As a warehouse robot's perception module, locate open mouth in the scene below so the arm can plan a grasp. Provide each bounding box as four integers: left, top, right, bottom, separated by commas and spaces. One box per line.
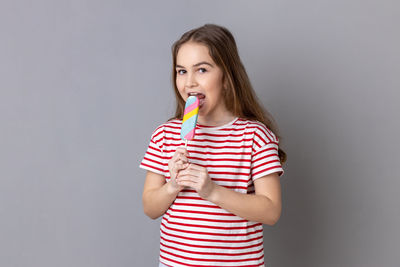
188, 92, 205, 107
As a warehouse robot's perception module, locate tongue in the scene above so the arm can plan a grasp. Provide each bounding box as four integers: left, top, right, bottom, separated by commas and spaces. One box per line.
199, 97, 205, 107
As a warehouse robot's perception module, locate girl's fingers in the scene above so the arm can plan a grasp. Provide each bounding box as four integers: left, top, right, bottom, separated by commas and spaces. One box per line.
178, 164, 205, 176
180, 156, 188, 164
176, 179, 196, 188
177, 173, 198, 181
170, 147, 189, 164
187, 164, 208, 174
172, 153, 184, 162
176, 147, 189, 156
173, 154, 188, 165
175, 160, 189, 171
181, 163, 203, 172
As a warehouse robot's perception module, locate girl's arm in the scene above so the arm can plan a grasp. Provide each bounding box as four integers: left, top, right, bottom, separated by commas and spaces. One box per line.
142, 171, 180, 219
142, 147, 190, 219
176, 164, 282, 226
209, 173, 282, 226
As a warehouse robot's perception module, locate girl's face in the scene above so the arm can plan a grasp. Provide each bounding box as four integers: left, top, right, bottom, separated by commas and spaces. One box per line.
175, 42, 230, 123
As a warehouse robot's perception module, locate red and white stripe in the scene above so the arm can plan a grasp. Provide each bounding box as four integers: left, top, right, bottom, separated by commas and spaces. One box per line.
140, 118, 284, 267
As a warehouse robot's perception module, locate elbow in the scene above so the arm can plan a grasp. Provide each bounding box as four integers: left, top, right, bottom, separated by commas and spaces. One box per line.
266, 213, 281, 226
143, 206, 161, 220
263, 206, 281, 226
146, 213, 160, 220
142, 196, 160, 220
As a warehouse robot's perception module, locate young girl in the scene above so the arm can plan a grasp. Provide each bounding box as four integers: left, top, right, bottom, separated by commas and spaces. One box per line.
140, 24, 287, 267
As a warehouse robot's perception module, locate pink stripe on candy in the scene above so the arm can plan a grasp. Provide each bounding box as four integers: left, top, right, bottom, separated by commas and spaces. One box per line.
184, 128, 195, 140
184, 98, 200, 114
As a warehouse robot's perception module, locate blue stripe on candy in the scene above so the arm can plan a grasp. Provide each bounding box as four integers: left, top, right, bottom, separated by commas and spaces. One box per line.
180, 115, 198, 140
186, 96, 197, 106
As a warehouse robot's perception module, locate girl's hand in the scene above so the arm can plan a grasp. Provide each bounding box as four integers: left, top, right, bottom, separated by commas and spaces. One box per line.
176, 163, 216, 200
168, 147, 190, 192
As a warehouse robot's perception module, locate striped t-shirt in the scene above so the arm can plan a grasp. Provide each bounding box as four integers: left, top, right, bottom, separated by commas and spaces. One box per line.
140, 117, 284, 267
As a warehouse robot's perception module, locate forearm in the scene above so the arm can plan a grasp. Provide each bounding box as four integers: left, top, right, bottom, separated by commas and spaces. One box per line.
207, 184, 281, 225
142, 182, 179, 219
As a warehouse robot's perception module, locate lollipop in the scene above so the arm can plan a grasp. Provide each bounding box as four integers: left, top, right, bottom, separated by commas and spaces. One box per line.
181, 95, 199, 147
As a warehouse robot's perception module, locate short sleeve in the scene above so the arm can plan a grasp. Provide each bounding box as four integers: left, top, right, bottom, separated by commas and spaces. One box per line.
139, 126, 167, 176
251, 125, 284, 181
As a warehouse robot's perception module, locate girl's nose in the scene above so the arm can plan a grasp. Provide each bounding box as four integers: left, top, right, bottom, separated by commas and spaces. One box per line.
185, 73, 197, 88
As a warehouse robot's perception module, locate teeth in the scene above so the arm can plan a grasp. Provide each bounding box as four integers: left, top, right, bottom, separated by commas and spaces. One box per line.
189, 92, 204, 97
188, 92, 205, 100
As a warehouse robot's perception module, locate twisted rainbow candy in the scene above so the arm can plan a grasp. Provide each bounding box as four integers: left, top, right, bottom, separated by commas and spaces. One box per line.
181, 96, 199, 144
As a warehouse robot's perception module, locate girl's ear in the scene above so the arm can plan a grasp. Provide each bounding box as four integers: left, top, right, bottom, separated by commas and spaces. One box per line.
223, 76, 229, 90
222, 77, 229, 99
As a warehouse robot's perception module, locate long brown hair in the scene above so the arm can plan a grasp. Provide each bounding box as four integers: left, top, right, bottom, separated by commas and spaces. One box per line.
171, 24, 287, 164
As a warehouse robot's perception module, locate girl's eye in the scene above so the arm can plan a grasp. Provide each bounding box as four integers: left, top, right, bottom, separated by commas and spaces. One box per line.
177, 69, 186, 75
198, 68, 207, 73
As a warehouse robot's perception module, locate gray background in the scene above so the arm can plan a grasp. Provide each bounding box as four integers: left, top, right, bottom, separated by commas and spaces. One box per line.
1, 0, 399, 266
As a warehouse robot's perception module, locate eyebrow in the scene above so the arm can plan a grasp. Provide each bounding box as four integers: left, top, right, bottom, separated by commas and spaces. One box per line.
175, 61, 214, 68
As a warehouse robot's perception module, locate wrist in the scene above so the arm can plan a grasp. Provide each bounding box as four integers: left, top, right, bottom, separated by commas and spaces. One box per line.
165, 180, 180, 196
206, 183, 221, 204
